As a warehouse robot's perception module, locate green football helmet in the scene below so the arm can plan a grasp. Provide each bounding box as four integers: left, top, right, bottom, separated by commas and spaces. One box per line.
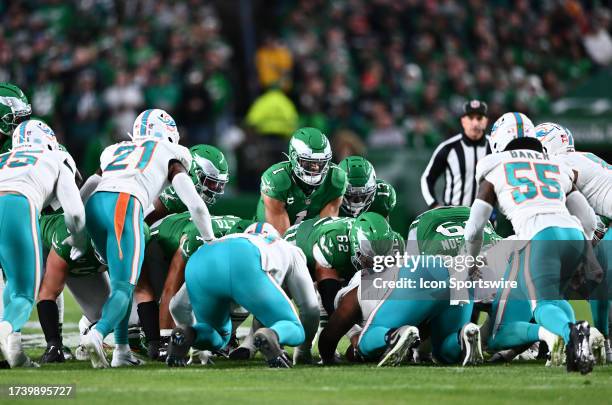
189, 144, 229, 205
228, 219, 255, 235
349, 212, 395, 272
287, 127, 332, 186
339, 156, 377, 217
0, 83, 31, 136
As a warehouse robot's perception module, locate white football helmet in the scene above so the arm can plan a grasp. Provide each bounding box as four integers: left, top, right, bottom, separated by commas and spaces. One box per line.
489, 112, 536, 153
12, 119, 59, 150
534, 122, 575, 155
132, 109, 179, 144
245, 222, 281, 239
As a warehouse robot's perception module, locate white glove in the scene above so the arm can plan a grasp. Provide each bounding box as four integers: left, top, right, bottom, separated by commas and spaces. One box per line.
64, 234, 87, 261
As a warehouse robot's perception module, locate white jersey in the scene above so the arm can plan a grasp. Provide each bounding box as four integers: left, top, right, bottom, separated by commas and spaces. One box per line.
0, 147, 77, 212
476, 149, 581, 239
96, 139, 192, 208
554, 152, 612, 217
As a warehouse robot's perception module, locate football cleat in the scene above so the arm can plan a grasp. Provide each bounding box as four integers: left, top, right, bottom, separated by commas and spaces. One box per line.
293, 347, 313, 365
589, 327, 606, 365
566, 321, 595, 374
229, 346, 253, 361
61, 345, 74, 361
74, 344, 89, 361
83, 328, 110, 369
187, 349, 214, 365
378, 325, 420, 367
0, 321, 12, 368
253, 328, 292, 368
111, 349, 145, 367
459, 323, 483, 366
40, 345, 65, 364
128, 326, 148, 355
166, 326, 195, 368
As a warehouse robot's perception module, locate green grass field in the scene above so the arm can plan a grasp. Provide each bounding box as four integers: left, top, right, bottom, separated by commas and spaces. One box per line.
4, 294, 612, 404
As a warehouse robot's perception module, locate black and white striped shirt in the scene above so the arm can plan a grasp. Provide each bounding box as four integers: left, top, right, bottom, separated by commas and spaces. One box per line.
420, 133, 491, 207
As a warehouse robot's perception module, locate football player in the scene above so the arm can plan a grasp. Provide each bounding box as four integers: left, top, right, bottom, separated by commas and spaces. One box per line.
338, 156, 396, 219
143, 213, 252, 359
463, 112, 598, 374
255, 127, 347, 235
0, 120, 86, 368
536, 122, 612, 358
134, 144, 229, 358
0, 83, 31, 154
79, 109, 216, 368
166, 223, 319, 368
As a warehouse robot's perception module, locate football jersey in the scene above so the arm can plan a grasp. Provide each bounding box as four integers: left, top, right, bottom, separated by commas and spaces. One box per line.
476, 149, 580, 239
40, 214, 102, 277
256, 161, 347, 225
555, 152, 612, 217
96, 139, 192, 209
150, 212, 244, 259
0, 147, 77, 212
340, 179, 397, 219
221, 233, 307, 285
407, 206, 501, 256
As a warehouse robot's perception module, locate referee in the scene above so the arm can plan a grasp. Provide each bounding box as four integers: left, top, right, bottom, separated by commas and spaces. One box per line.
421, 100, 490, 208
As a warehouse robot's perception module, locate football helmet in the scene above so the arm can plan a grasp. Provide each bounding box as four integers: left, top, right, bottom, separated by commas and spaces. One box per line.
349, 212, 395, 272
339, 156, 377, 217
535, 122, 575, 155
489, 112, 536, 153
12, 119, 58, 150
188, 144, 229, 205
0, 83, 31, 136
245, 222, 281, 239
132, 109, 179, 144
288, 127, 332, 186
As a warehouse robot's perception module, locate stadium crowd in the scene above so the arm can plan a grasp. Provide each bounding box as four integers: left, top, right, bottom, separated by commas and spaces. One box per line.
0, 0, 608, 170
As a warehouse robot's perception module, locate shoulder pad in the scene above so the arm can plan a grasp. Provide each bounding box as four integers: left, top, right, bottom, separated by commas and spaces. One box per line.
475, 153, 506, 184
163, 142, 192, 170
260, 162, 292, 197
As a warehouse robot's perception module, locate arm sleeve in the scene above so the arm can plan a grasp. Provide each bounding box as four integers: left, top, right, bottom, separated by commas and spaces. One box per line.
171, 172, 215, 241
79, 173, 102, 204
56, 164, 87, 245
285, 249, 320, 350
566, 190, 597, 239
463, 199, 494, 258
421, 144, 449, 207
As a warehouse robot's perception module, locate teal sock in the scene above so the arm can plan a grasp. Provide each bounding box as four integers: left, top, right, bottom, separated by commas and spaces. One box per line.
488, 322, 540, 351
534, 301, 573, 343
589, 300, 609, 336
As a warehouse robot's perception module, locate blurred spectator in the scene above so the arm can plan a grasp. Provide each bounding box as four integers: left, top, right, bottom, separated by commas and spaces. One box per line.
103, 70, 143, 139
367, 101, 405, 148
255, 34, 293, 91
64, 71, 102, 160
331, 129, 366, 163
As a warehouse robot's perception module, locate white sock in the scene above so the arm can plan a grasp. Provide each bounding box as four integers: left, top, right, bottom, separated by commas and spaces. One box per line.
115, 343, 130, 353
160, 329, 172, 338
538, 327, 557, 348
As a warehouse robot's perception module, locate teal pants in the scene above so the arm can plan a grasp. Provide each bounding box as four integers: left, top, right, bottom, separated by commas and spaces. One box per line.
590, 228, 612, 336
85, 192, 144, 344
357, 264, 473, 364
185, 237, 304, 350
0, 195, 42, 331
495, 227, 583, 344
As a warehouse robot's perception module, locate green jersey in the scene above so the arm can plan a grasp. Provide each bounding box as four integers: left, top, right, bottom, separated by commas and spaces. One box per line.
150, 213, 246, 259
40, 214, 102, 277
158, 186, 188, 214
0, 137, 10, 155
340, 179, 396, 218
408, 206, 500, 256
256, 161, 347, 224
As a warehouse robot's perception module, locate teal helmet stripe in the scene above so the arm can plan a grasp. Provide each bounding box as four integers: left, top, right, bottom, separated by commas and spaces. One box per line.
19, 122, 26, 143
255, 222, 264, 233
513, 112, 524, 138
140, 109, 153, 136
